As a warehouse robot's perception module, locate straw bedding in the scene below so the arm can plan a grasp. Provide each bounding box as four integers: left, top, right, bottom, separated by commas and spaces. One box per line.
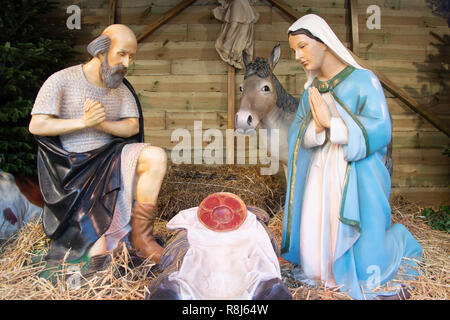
0, 165, 448, 300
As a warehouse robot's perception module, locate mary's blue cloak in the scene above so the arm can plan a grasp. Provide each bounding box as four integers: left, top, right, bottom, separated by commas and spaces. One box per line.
281, 68, 423, 299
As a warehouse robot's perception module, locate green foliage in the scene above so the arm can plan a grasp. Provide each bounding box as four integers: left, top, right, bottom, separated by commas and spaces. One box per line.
0, 0, 75, 177
444, 148, 450, 157
416, 205, 450, 233
426, 0, 450, 27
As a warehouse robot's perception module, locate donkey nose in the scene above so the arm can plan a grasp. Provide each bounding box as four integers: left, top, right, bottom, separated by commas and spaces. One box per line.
235, 110, 257, 134
247, 115, 253, 126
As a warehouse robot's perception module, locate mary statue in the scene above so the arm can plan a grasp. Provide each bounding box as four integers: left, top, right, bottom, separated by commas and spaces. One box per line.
281, 14, 422, 300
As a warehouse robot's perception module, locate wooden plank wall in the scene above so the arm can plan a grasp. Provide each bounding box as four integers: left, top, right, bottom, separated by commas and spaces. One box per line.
49, 0, 449, 205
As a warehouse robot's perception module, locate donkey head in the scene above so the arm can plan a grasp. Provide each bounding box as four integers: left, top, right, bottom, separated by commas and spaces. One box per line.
235, 44, 281, 134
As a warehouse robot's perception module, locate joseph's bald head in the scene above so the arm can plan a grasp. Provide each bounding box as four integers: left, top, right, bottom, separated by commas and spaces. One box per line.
87, 24, 137, 57
102, 24, 137, 44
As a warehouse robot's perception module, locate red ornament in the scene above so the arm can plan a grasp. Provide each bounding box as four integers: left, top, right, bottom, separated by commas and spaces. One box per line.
197, 192, 247, 232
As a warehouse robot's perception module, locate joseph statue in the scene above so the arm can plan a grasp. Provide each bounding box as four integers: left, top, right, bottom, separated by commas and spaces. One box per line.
29, 24, 166, 265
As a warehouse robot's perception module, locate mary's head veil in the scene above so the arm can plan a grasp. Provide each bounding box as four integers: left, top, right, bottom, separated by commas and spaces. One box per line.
288, 14, 365, 89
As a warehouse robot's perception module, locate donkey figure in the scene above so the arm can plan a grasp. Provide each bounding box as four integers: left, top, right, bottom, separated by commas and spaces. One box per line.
235, 44, 393, 176
235, 45, 298, 167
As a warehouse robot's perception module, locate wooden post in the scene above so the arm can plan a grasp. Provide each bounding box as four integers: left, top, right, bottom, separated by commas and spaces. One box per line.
349, 0, 360, 56
226, 64, 236, 164
108, 0, 118, 25
227, 65, 236, 130
137, 0, 197, 43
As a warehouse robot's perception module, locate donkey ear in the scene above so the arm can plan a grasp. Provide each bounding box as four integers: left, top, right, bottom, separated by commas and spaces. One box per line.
242, 50, 251, 69
268, 44, 281, 70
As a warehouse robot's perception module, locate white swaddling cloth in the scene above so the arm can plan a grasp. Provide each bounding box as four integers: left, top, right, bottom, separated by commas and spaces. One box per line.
166, 207, 281, 300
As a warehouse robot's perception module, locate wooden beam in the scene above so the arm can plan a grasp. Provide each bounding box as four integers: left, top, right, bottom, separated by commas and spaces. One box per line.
349, 0, 360, 56
358, 59, 450, 137
108, 0, 118, 25
266, 0, 302, 21
136, 0, 197, 43
266, 0, 449, 137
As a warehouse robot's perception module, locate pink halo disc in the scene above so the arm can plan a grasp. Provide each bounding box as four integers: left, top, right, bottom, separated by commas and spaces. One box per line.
197, 192, 247, 232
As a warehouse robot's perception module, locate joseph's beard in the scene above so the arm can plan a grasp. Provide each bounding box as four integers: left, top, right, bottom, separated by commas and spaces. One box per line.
100, 54, 127, 88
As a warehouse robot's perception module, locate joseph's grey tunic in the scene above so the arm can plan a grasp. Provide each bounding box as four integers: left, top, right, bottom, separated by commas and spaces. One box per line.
31, 65, 148, 250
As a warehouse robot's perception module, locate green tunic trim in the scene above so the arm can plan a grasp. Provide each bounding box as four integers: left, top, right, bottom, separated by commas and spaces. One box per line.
283, 66, 364, 254
339, 163, 362, 231
312, 65, 370, 158
281, 112, 311, 254
330, 91, 370, 158
312, 65, 355, 93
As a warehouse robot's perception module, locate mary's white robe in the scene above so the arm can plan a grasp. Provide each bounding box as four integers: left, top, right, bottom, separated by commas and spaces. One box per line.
299, 92, 348, 286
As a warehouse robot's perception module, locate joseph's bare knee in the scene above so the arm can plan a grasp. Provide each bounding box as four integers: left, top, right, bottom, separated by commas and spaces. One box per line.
137, 146, 167, 177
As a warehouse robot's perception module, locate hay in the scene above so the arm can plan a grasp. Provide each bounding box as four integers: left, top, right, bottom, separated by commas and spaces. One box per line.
156, 164, 285, 220
388, 196, 449, 300
0, 220, 159, 300
276, 195, 450, 300
0, 165, 448, 300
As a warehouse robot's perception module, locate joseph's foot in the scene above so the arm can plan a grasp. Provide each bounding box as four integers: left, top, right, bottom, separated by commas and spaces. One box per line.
130, 201, 165, 263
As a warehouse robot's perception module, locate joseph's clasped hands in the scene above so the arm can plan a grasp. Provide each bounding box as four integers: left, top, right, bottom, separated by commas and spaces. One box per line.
82, 98, 106, 128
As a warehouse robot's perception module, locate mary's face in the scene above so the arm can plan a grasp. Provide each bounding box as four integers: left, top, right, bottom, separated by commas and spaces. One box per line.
289, 33, 326, 72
